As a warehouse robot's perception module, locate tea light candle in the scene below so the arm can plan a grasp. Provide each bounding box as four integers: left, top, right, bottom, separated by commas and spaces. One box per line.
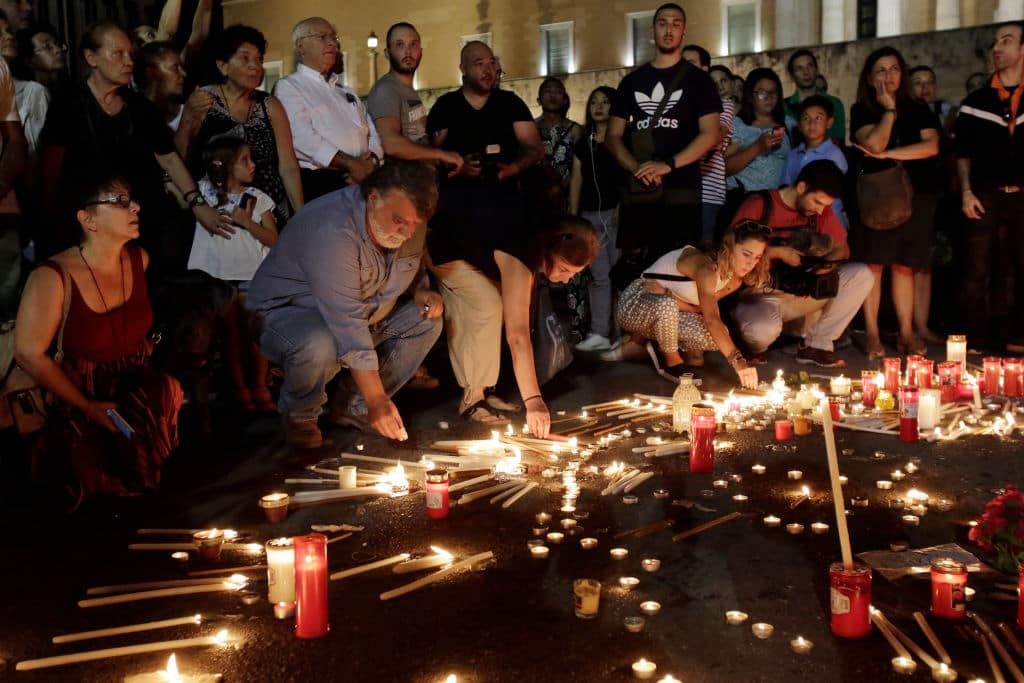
561, 518, 577, 529
622, 494, 639, 505
619, 576, 640, 591
536, 512, 552, 524
890, 541, 909, 552
935, 499, 954, 512
610, 548, 629, 560
830, 375, 851, 396
787, 470, 803, 480
657, 676, 681, 683
273, 601, 295, 619
530, 545, 550, 559
580, 537, 598, 550
732, 494, 749, 503
877, 480, 893, 490
965, 586, 975, 602
641, 558, 661, 573
170, 552, 189, 562
632, 658, 657, 680
624, 616, 645, 633
839, 475, 848, 485
786, 523, 804, 535
932, 663, 957, 683
640, 601, 661, 615
905, 462, 918, 474
763, 515, 781, 528
892, 656, 917, 675
751, 622, 774, 639
811, 522, 830, 535
725, 610, 749, 625
751, 464, 766, 475
546, 532, 564, 545
532, 526, 548, 536
713, 479, 729, 489
790, 636, 813, 655
910, 504, 928, 517
653, 489, 670, 499
891, 470, 905, 481
902, 515, 920, 526
852, 496, 869, 508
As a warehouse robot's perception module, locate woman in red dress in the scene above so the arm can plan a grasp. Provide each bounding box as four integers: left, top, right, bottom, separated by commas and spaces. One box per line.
14, 174, 183, 503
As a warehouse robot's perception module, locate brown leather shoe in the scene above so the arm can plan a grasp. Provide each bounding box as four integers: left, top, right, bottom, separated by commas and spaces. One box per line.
285, 418, 323, 449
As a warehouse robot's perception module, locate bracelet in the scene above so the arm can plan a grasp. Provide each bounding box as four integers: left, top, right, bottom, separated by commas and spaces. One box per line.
727, 349, 745, 367
523, 394, 543, 405
183, 189, 199, 200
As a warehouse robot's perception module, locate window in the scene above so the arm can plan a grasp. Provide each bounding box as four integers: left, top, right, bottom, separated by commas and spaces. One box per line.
875, 0, 903, 37
540, 22, 574, 75
857, 0, 877, 39
461, 32, 492, 48
721, 0, 759, 55
625, 11, 655, 67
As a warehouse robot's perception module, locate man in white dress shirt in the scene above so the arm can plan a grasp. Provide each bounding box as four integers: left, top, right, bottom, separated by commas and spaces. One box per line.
274, 17, 384, 200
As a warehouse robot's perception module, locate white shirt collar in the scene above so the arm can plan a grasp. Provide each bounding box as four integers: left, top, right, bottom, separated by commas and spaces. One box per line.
296, 62, 338, 88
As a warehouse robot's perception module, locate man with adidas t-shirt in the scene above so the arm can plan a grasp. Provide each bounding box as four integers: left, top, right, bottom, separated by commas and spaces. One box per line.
606, 3, 721, 258
956, 21, 1024, 352
730, 160, 872, 368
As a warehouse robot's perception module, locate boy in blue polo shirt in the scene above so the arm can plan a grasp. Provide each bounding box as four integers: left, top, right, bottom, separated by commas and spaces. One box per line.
781, 95, 848, 229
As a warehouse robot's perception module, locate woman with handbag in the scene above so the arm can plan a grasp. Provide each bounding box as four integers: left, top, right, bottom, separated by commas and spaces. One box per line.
429, 215, 598, 435
14, 174, 183, 503
851, 47, 940, 358
610, 221, 769, 389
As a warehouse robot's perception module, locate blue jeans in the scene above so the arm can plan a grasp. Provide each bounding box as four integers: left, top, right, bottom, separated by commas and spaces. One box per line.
258, 298, 442, 422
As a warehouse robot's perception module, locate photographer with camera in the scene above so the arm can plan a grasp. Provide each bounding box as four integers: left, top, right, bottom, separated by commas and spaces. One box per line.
730, 159, 873, 368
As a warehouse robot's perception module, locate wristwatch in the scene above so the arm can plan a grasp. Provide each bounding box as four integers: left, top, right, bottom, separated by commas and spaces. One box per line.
188, 193, 207, 209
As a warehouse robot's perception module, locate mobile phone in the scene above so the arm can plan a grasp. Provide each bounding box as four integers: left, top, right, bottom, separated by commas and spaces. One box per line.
106, 408, 135, 440
240, 194, 255, 212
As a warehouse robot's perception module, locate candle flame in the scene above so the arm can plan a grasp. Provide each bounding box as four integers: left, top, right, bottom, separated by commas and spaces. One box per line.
228, 574, 248, 584
214, 629, 229, 645
801, 486, 810, 496
429, 545, 454, 561
444, 676, 457, 683
224, 576, 247, 590
505, 423, 513, 436
164, 654, 179, 681
221, 529, 237, 540
192, 614, 202, 624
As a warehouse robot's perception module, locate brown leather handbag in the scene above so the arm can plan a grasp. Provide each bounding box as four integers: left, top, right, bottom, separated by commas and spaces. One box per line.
857, 161, 914, 230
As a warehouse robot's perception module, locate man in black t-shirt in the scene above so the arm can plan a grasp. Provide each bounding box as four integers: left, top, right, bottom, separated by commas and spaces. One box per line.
606, 3, 721, 258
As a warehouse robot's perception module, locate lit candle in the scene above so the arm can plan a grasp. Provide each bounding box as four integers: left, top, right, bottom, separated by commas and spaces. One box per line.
751, 622, 774, 639
259, 493, 289, 523
930, 558, 967, 620
763, 515, 781, 528
932, 663, 958, 683
561, 518, 578, 529
830, 375, 851, 396
918, 388, 941, 431
790, 636, 813, 655
546, 532, 565, 545
884, 357, 902, 393
393, 547, 454, 574
535, 512, 552, 525
579, 537, 597, 549
624, 616, 645, 633
266, 537, 295, 609
610, 548, 629, 560
641, 558, 661, 572
640, 601, 661, 615
811, 522, 830, 535
17, 630, 232, 671
877, 480, 893, 490
905, 462, 919, 474
619, 576, 640, 591
774, 419, 794, 441
891, 470, 905, 481
793, 415, 812, 435
751, 464, 766, 475
786, 523, 804, 535
891, 656, 917, 675
787, 470, 803, 480
947, 335, 967, 376
632, 658, 657, 679
192, 529, 224, 563
294, 534, 329, 638
725, 610, 749, 625
902, 515, 920, 526
984, 357, 1002, 396
689, 405, 717, 473
530, 545, 549, 559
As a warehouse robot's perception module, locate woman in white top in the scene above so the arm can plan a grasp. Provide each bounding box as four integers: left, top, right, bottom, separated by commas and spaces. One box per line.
613, 221, 771, 388
188, 134, 278, 412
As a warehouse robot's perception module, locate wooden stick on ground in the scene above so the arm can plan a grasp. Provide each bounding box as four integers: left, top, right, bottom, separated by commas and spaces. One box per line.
972, 612, 1024, 683
979, 630, 1008, 683
671, 512, 742, 542
998, 623, 1024, 660
614, 519, 674, 540
912, 611, 952, 665
874, 609, 939, 669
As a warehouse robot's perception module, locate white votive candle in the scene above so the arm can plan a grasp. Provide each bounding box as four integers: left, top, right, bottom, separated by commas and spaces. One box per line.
640, 601, 661, 615
530, 546, 549, 559
790, 636, 813, 654
787, 470, 803, 480
811, 522, 830, 534
751, 622, 774, 639
751, 464, 766, 475
632, 658, 657, 680
786, 523, 804, 535
725, 610, 748, 625
763, 515, 781, 528
610, 548, 629, 560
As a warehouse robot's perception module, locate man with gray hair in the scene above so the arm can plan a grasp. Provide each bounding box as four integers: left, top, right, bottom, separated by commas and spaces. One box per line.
274, 16, 384, 200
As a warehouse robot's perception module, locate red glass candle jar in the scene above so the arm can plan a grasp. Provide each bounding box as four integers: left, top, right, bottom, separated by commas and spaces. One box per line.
884, 357, 901, 393
984, 357, 1002, 396
930, 558, 967, 620
1004, 358, 1023, 398
293, 533, 329, 638
937, 361, 960, 403
899, 385, 919, 443
906, 355, 924, 387
425, 469, 450, 519
830, 562, 872, 638
1018, 565, 1024, 630
861, 371, 878, 407
828, 398, 842, 422
689, 405, 716, 473
774, 419, 793, 441
914, 360, 933, 389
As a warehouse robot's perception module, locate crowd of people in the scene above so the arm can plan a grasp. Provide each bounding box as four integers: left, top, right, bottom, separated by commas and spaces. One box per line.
2, 1, 1022, 502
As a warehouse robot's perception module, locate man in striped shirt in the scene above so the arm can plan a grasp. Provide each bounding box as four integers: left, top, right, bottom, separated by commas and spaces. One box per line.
956, 21, 1024, 352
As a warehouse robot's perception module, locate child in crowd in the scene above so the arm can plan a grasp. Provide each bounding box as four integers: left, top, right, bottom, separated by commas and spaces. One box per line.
781, 95, 849, 229
187, 136, 278, 412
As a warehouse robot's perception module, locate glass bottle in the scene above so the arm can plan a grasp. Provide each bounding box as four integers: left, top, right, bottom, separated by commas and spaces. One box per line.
671, 373, 701, 433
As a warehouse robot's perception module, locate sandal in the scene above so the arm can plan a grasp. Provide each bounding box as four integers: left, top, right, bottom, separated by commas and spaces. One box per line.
460, 400, 505, 423
485, 393, 522, 413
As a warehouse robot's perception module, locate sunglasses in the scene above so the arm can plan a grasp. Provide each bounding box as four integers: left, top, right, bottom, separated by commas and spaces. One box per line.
83, 194, 134, 209
735, 220, 772, 237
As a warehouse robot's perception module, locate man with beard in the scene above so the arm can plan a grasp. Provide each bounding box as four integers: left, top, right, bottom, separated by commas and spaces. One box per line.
274, 16, 383, 201
605, 3, 721, 260
368, 22, 462, 171
247, 160, 444, 448
729, 160, 872, 367
783, 49, 845, 145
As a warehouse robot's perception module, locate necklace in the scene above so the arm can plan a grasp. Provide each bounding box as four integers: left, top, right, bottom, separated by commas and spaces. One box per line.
78, 245, 128, 344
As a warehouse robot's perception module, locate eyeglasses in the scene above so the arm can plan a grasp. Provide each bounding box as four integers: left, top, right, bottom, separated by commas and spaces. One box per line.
300, 32, 340, 46
83, 194, 134, 209
33, 41, 67, 54
753, 90, 779, 100
735, 220, 772, 237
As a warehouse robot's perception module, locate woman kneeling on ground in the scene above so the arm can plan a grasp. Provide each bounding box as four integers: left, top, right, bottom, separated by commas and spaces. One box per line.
14, 174, 183, 503
612, 220, 770, 389
430, 216, 599, 437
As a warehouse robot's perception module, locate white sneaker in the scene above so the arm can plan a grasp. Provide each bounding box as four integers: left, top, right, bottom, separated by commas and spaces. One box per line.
575, 334, 612, 352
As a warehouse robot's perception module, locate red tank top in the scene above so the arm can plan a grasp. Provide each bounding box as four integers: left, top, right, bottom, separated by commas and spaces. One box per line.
39, 246, 154, 363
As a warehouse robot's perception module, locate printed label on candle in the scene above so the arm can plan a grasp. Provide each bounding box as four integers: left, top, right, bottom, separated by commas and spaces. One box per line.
426, 491, 443, 509
830, 588, 850, 615
900, 401, 918, 419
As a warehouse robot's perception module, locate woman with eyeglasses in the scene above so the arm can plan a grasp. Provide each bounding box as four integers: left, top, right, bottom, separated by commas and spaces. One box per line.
14, 174, 183, 504
38, 21, 230, 265
851, 46, 940, 358
15, 24, 66, 92
176, 24, 303, 227
724, 67, 792, 199
609, 221, 770, 388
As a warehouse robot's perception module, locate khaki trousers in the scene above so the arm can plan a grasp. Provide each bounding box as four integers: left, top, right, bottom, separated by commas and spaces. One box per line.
431, 259, 503, 389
